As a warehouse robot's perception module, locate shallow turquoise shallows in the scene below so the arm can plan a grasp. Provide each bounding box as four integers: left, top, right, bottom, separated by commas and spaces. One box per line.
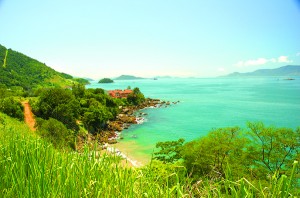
87, 77, 300, 161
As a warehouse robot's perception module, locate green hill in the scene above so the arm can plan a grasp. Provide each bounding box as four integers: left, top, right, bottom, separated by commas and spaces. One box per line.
0, 44, 88, 90
98, 78, 114, 83
225, 65, 300, 77
114, 75, 145, 80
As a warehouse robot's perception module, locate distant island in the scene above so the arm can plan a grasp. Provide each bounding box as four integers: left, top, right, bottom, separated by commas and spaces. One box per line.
98, 78, 114, 83
224, 65, 300, 77
114, 75, 145, 80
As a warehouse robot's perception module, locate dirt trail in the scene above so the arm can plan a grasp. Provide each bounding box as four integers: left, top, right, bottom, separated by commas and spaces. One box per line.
22, 101, 36, 131
3, 49, 8, 68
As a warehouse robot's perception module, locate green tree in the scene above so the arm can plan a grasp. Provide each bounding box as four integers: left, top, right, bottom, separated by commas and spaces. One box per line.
181, 127, 248, 179
127, 87, 145, 105
72, 83, 85, 98
0, 97, 24, 121
246, 122, 300, 176
154, 138, 185, 163
82, 100, 113, 134
35, 88, 80, 130
36, 118, 75, 149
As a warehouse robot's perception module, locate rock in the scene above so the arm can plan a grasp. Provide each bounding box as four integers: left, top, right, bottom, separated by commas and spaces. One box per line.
108, 139, 117, 144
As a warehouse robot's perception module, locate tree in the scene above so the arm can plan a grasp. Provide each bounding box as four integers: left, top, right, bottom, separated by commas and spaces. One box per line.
246, 122, 300, 176
127, 87, 145, 105
72, 83, 85, 98
0, 97, 24, 121
36, 118, 75, 149
82, 100, 113, 134
181, 127, 248, 179
35, 88, 80, 130
153, 138, 185, 163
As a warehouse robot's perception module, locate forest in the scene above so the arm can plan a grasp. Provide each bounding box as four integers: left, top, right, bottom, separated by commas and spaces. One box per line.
0, 44, 89, 91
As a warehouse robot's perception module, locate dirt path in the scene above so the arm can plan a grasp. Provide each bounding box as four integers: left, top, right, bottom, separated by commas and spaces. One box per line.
3, 49, 8, 68
22, 101, 36, 131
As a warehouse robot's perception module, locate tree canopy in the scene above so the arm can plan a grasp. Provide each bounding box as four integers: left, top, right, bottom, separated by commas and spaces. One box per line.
0, 44, 88, 90
98, 78, 114, 83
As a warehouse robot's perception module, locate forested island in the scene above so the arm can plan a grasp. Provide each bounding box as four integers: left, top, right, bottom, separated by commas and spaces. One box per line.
114, 75, 145, 80
0, 44, 299, 197
98, 78, 114, 83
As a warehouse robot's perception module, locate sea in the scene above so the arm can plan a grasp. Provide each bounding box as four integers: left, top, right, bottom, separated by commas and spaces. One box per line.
87, 77, 300, 163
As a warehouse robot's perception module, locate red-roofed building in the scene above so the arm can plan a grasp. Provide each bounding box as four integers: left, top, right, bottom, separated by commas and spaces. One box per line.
108, 89, 133, 98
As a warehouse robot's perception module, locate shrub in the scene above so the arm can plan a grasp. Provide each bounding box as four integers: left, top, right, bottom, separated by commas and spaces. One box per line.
36, 118, 75, 149
0, 97, 24, 121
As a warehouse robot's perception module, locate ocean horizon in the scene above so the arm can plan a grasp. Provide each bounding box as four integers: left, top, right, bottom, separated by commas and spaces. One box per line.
87, 77, 300, 163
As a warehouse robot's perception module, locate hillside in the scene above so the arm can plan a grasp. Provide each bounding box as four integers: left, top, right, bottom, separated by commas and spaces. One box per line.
0, 44, 88, 90
114, 75, 145, 80
225, 65, 300, 77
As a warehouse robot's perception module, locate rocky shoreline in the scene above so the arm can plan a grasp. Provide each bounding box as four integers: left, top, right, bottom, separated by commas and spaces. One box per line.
105, 98, 179, 144
75, 98, 179, 166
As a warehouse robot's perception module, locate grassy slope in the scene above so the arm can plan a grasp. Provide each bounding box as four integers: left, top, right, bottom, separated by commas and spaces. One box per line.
0, 113, 298, 197
0, 113, 187, 197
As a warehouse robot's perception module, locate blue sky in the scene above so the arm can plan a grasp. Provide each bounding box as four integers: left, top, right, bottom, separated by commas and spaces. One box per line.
0, 0, 299, 78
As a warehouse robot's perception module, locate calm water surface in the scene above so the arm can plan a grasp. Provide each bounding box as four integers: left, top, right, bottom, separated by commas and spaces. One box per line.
87, 77, 300, 162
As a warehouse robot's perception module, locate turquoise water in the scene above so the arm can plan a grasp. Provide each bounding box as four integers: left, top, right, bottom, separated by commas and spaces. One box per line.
87, 77, 300, 161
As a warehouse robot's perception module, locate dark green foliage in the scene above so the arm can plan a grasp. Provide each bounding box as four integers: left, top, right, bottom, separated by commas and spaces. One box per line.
0, 97, 24, 121
0, 44, 6, 67
181, 127, 247, 179
154, 138, 185, 163
98, 78, 114, 83
74, 78, 90, 85
72, 83, 85, 98
127, 87, 145, 105
0, 44, 84, 90
246, 122, 300, 176
0, 86, 12, 99
36, 118, 75, 149
60, 72, 73, 79
34, 85, 122, 135
34, 88, 80, 130
179, 123, 300, 184
82, 100, 113, 134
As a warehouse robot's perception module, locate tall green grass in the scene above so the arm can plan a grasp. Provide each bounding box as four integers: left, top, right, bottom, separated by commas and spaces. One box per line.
0, 113, 298, 197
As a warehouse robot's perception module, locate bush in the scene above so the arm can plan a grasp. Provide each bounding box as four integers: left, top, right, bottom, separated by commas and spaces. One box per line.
36, 118, 75, 149
127, 87, 145, 105
0, 97, 24, 121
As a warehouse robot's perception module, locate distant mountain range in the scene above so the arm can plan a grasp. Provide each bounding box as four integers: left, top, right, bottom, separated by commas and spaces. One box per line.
114, 75, 145, 80
224, 65, 300, 77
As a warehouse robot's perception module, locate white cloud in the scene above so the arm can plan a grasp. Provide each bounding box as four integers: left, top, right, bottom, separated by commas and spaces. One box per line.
235, 58, 268, 67
235, 55, 292, 67
245, 58, 268, 66
278, 56, 291, 63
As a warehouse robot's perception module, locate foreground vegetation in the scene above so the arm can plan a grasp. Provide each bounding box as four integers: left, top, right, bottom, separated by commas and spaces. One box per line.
0, 113, 299, 197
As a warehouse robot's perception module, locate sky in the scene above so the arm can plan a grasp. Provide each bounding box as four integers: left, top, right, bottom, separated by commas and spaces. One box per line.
0, 0, 300, 79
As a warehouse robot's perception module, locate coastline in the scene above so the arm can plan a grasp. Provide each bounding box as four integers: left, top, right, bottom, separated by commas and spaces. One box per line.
106, 98, 179, 143
103, 98, 180, 166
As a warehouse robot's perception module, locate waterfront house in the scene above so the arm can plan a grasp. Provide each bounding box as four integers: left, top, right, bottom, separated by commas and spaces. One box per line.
108, 89, 133, 98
